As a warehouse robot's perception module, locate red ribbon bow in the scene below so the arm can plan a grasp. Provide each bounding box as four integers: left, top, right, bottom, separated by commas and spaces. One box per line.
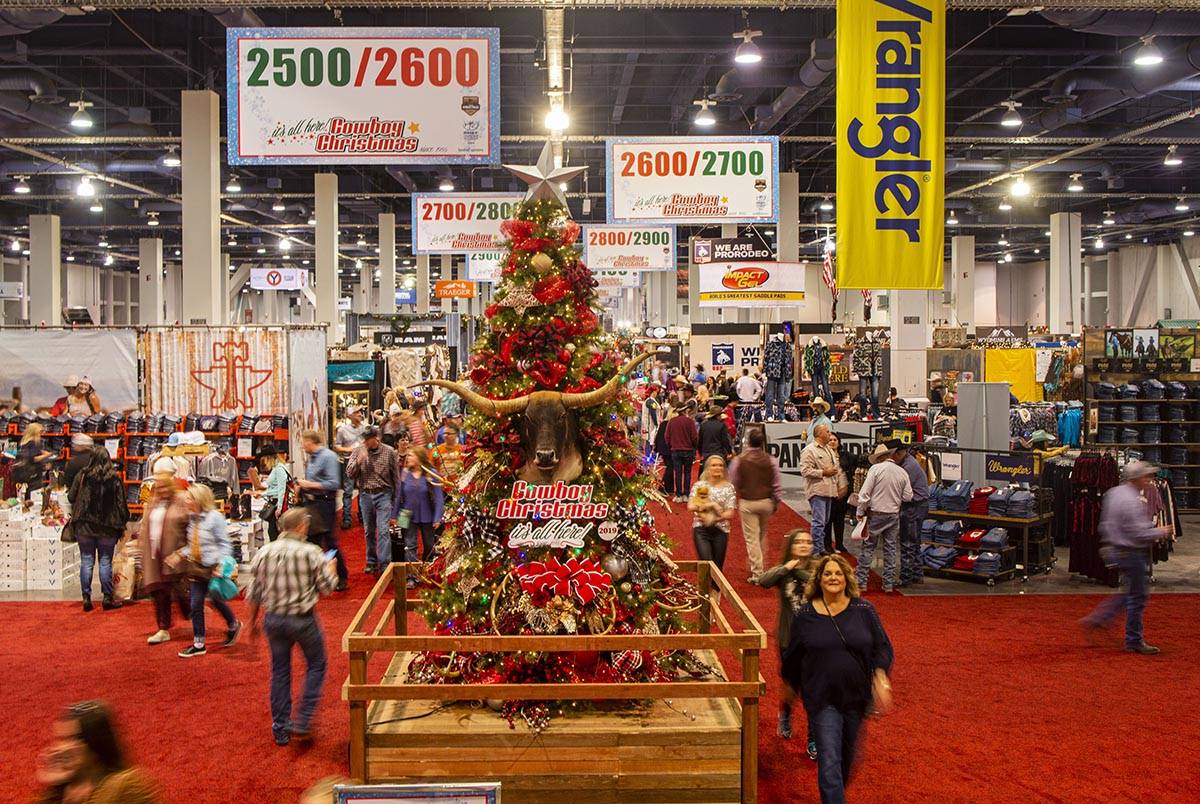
515, 557, 612, 606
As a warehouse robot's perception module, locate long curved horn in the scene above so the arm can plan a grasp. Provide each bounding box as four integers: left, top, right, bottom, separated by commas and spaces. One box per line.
411, 380, 530, 417
561, 350, 655, 409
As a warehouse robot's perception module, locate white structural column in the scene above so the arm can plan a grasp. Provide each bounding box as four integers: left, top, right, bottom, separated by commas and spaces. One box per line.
164, 264, 181, 322
417, 255, 432, 314
314, 173, 339, 344
262, 290, 278, 324
889, 290, 929, 399
378, 213, 396, 314
440, 255, 453, 314
951, 235, 975, 328
354, 260, 370, 314
181, 90, 221, 324
29, 214, 61, 325
774, 171, 801, 325
219, 253, 230, 324
138, 238, 164, 324
1048, 211, 1083, 332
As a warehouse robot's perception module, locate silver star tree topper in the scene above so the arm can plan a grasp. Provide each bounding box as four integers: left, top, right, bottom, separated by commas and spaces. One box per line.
504, 141, 586, 206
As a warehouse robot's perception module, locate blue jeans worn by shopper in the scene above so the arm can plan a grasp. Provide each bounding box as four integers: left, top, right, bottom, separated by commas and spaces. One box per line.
809, 496, 834, 553
265, 612, 327, 741
339, 463, 359, 529
671, 450, 695, 498
189, 577, 237, 647
1085, 548, 1150, 647
405, 522, 437, 562
810, 704, 865, 804
358, 490, 394, 569
76, 535, 117, 598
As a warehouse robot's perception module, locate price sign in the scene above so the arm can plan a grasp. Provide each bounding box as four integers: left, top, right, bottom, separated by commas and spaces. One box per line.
227, 27, 500, 165
411, 192, 523, 254
582, 225, 675, 271
606, 136, 779, 224
467, 251, 504, 282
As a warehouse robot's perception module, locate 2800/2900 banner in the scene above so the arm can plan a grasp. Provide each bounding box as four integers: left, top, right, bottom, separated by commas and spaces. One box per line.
836, 0, 944, 290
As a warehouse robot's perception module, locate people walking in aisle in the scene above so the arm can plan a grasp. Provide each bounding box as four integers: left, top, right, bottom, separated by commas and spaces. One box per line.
402, 399, 432, 448
897, 444, 931, 587
297, 430, 348, 590
1080, 460, 1174, 654
756, 529, 819, 754
736, 368, 763, 403
391, 446, 445, 569
729, 427, 784, 581
345, 425, 402, 575
36, 701, 158, 803
435, 413, 465, 446
654, 401, 676, 498
806, 397, 833, 445
333, 406, 365, 530
854, 442, 912, 593
15, 422, 54, 500
828, 435, 855, 553
783, 554, 894, 804
640, 384, 662, 460
246, 508, 338, 746
430, 424, 466, 487
380, 404, 406, 448
698, 403, 734, 465
687, 455, 737, 572
138, 469, 191, 645
800, 424, 841, 554
763, 332, 794, 421
663, 400, 699, 502
177, 484, 241, 658
255, 445, 290, 542
67, 446, 130, 612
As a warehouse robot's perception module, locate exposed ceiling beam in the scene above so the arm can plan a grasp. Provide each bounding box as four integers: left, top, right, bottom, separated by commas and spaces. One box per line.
610, 53, 639, 126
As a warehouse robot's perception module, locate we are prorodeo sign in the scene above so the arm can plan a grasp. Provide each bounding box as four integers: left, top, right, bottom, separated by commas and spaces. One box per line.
606, 136, 779, 224
582, 225, 675, 271
227, 27, 500, 165
411, 192, 523, 254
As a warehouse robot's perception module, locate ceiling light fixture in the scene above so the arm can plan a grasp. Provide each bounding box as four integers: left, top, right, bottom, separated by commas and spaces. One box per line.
1164, 145, 1183, 166
104, 254, 114, 266
98, 235, 109, 248
12, 175, 30, 194
1004, 252, 1013, 263
272, 198, 286, 212
998, 236, 1009, 246
357, 235, 367, 247
1133, 36, 1164, 67
174, 248, 181, 256
68, 99, 94, 130
437, 175, 455, 192
307, 215, 316, 225
1044, 230, 1052, 237
999, 99, 1023, 128
225, 175, 241, 193
75, 176, 95, 198
146, 212, 159, 227
1176, 197, 1189, 212
998, 197, 1013, 211
278, 237, 291, 252
1186, 230, 1196, 237
1094, 236, 1105, 249
1066, 173, 1084, 192
693, 98, 717, 127
544, 107, 569, 132
1125, 233, 1133, 240
732, 13, 763, 65
1011, 174, 1031, 197
227, 236, 237, 246
819, 196, 833, 211
1033, 248, 1041, 254
89, 201, 102, 213
1102, 210, 1116, 225
8, 239, 19, 252
161, 146, 181, 168
256, 246, 266, 254
946, 212, 958, 225
66, 253, 75, 262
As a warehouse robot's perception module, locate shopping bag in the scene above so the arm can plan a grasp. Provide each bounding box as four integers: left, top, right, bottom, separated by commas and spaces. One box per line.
849, 518, 868, 543
111, 537, 139, 600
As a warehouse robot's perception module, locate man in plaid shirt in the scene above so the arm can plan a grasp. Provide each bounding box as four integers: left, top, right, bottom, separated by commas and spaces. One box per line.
346, 425, 403, 574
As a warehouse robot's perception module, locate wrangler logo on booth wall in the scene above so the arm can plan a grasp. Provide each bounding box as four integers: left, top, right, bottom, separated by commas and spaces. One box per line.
836, 0, 944, 290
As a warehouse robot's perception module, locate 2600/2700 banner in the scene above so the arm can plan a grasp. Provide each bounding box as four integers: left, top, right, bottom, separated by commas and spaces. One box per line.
226, 27, 500, 165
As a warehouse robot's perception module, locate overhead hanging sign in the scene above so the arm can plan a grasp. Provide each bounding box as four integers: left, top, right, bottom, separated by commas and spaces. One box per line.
605, 136, 779, 224
411, 192, 523, 254
691, 236, 773, 264
394, 287, 417, 306
249, 267, 309, 291
466, 251, 504, 282
582, 225, 675, 271
835, 0, 945, 289
434, 279, 476, 299
697, 261, 806, 308
226, 27, 501, 165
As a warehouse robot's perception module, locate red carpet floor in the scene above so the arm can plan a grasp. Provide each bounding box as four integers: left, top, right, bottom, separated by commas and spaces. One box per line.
1, 500, 1198, 803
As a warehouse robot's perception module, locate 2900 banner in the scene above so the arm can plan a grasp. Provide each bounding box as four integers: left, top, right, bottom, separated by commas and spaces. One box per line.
227, 27, 500, 165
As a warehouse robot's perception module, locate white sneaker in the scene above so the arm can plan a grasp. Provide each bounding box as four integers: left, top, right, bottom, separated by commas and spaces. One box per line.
147, 629, 171, 645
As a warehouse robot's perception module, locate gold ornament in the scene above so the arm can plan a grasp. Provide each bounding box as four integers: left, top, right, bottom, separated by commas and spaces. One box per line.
500, 284, 540, 316
530, 252, 554, 273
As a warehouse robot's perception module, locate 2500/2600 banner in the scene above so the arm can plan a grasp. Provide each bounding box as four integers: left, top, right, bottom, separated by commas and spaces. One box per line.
227, 27, 500, 165
836, 0, 944, 290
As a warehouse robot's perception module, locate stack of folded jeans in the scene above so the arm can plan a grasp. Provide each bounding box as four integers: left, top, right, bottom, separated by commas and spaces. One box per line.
937, 480, 974, 512
987, 487, 1015, 516
239, 414, 258, 433
1118, 400, 1140, 422
103, 412, 125, 432
1167, 445, 1188, 465
161, 414, 182, 431
126, 412, 146, 433
126, 460, 144, 482
1097, 403, 1117, 422
1120, 427, 1140, 445
933, 520, 963, 545
146, 414, 165, 433
980, 527, 1009, 549
1166, 402, 1188, 421
973, 551, 1002, 575
1097, 424, 1118, 444
1141, 379, 1165, 400
969, 486, 997, 515
1166, 381, 1188, 399
1141, 447, 1162, 464
1141, 403, 1161, 423
184, 413, 201, 431
1006, 490, 1036, 518
928, 484, 945, 510
921, 545, 957, 569
1119, 383, 1140, 400
921, 519, 938, 542
84, 413, 105, 433
217, 413, 238, 432
43, 415, 64, 434
1095, 382, 1117, 400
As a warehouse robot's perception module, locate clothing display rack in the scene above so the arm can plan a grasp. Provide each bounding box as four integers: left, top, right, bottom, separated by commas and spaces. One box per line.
923, 507, 1054, 584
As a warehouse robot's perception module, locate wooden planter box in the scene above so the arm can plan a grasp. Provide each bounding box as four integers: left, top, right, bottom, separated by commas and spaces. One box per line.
343, 562, 766, 803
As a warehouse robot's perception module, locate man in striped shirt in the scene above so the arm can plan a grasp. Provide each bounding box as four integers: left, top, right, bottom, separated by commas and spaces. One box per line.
247, 508, 338, 746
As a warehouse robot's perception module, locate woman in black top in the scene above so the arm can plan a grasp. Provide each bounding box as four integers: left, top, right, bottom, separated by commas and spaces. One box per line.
66, 447, 130, 612
826, 435, 857, 553
783, 554, 894, 804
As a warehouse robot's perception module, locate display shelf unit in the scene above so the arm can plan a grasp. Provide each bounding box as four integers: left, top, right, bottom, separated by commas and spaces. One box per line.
920, 542, 1016, 586
924, 510, 1054, 581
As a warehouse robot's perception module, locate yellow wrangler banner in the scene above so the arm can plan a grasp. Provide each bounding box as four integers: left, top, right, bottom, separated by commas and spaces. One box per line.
836, 0, 945, 290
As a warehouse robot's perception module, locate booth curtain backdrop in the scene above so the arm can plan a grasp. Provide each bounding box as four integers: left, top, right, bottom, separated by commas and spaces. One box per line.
143, 328, 288, 414
0, 330, 138, 410
985, 348, 1042, 402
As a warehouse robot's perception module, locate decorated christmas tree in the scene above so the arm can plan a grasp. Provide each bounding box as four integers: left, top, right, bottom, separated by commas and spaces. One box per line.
411, 144, 706, 730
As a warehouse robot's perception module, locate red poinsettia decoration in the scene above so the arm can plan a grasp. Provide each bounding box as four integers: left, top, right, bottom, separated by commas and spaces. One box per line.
515, 557, 612, 606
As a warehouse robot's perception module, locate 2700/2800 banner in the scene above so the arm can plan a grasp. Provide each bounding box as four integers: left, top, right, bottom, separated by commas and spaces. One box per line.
226, 27, 500, 165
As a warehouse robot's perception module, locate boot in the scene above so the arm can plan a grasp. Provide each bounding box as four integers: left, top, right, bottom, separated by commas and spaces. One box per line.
776, 703, 792, 739
82, 594, 93, 613
102, 594, 121, 611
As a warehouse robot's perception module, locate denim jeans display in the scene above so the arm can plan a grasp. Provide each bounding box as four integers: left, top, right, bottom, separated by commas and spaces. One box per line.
764, 378, 791, 420
811, 368, 832, 407
858, 376, 880, 418
265, 612, 327, 741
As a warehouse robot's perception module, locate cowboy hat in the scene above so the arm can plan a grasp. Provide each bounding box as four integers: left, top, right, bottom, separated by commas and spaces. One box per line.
928, 371, 943, 382
63, 374, 80, 388
672, 375, 688, 385
810, 397, 831, 413
868, 443, 894, 464
1122, 460, 1157, 481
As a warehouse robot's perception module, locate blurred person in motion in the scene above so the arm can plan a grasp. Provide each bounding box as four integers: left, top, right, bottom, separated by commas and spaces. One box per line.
783, 554, 894, 804
15, 421, 54, 500
247, 508, 338, 746
1080, 460, 1174, 654
687, 454, 737, 573
663, 399, 699, 502
896, 444, 930, 587
253, 444, 290, 542
698, 403, 734, 466
345, 425, 402, 575
390, 446, 445, 570
66, 446, 129, 612
176, 484, 241, 658
729, 426, 783, 581
36, 701, 157, 804
138, 469, 191, 645
827, 434, 854, 553
298, 430, 348, 591
332, 406, 365, 531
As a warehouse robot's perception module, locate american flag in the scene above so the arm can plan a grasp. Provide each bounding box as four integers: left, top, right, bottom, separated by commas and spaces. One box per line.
821, 238, 838, 300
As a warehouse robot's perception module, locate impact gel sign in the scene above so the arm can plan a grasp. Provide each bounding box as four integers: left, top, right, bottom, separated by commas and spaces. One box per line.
836, 0, 944, 290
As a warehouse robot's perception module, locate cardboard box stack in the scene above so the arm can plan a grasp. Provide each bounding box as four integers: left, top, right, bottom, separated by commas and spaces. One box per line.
0, 508, 33, 592
0, 507, 80, 593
